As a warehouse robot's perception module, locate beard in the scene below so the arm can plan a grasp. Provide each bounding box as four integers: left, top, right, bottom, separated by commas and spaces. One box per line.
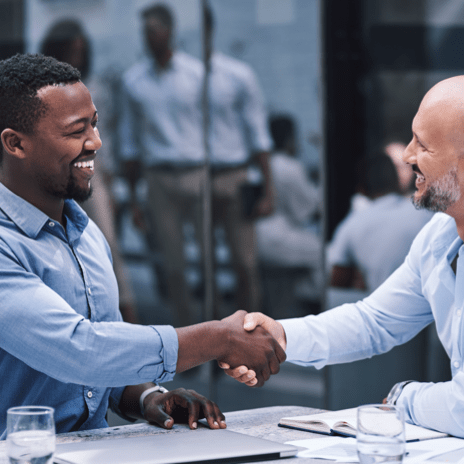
37, 168, 93, 203
412, 166, 461, 212
62, 175, 93, 203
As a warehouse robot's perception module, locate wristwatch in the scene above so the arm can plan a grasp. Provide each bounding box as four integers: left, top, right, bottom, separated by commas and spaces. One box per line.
386, 380, 415, 405
139, 385, 169, 415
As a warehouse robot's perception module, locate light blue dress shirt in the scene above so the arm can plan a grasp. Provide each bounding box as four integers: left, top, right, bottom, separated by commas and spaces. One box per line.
0, 183, 178, 438
282, 212, 464, 437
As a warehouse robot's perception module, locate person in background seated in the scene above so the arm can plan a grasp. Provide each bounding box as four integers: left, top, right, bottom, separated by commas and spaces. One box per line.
255, 114, 322, 282
0, 53, 285, 438
327, 153, 433, 292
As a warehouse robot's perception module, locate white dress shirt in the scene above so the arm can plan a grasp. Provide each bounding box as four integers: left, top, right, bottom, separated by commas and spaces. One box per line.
327, 194, 433, 291
282, 212, 464, 437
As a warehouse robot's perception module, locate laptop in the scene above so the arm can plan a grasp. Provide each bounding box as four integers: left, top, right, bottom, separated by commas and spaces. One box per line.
54, 428, 299, 464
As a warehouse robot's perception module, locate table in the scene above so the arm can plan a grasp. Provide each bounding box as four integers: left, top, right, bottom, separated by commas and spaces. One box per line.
0, 406, 343, 463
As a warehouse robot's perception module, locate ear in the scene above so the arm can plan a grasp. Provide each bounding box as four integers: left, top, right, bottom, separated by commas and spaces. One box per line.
1, 128, 27, 159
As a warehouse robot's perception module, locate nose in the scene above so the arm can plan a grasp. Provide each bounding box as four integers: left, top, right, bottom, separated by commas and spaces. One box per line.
84, 127, 102, 152
402, 139, 416, 165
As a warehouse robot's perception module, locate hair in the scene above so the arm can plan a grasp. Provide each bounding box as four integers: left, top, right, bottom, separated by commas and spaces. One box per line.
40, 19, 90, 81
141, 3, 174, 29
0, 53, 81, 138
357, 153, 401, 198
269, 115, 295, 151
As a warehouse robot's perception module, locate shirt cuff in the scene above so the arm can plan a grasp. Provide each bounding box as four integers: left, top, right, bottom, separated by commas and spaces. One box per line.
150, 325, 178, 383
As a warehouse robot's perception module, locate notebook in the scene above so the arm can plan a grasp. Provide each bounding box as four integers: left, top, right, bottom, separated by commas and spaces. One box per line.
279, 408, 448, 442
54, 428, 298, 464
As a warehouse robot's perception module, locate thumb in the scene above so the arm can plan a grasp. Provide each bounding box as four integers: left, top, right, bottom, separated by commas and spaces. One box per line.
243, 312, 266, 331
146, 405, 175, 429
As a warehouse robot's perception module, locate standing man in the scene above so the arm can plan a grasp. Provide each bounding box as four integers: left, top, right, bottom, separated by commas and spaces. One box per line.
119, 3, 273, 326
0, 53, 285, 438
225, 75, 464, 438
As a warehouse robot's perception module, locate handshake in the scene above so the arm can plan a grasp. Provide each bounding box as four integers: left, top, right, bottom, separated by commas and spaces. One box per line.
175, 310, 287, 387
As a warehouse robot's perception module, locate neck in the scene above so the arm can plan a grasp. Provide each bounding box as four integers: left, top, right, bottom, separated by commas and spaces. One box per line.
154, 48, 173, 69
0, 170, 66, 226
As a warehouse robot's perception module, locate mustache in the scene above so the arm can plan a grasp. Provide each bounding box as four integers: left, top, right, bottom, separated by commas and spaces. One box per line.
71, 150, 97, 165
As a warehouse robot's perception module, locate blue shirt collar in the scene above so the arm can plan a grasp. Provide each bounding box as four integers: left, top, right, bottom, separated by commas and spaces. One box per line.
0, 182, 88, 241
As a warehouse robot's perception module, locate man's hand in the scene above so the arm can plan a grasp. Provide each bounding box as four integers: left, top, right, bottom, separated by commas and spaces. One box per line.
175, 310, 285, 387
143, 388, 226, 430
217, 311, 286, 387
218, 312, 287, 387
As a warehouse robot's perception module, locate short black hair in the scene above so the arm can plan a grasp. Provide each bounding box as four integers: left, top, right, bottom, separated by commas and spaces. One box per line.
41, 19, 91, 81
269, 115, 295, 151
0, 53, 81, 136
141, 3, 174, 29
357, 153, 400, 198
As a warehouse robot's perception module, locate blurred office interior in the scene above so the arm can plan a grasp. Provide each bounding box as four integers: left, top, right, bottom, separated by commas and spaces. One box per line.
0, 0, 462, 424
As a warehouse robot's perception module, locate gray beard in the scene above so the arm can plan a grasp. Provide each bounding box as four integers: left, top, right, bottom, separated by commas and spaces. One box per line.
412, 167, 461, 212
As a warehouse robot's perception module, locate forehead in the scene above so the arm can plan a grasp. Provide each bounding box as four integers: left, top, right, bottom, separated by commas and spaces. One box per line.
36, 82, 95, 129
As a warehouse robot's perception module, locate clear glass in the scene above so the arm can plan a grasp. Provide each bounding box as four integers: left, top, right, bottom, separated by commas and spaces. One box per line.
357, 404, 405, 464
6, 406, 55, 464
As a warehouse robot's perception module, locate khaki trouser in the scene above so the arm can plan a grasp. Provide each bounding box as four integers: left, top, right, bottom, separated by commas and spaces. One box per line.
145, 165, 261, 326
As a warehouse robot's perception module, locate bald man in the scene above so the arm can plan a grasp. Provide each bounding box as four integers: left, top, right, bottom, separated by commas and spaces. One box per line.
223, 76, 464, 437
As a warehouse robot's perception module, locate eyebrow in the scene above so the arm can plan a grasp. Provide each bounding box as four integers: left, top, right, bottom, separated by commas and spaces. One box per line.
63, 111, 98, 129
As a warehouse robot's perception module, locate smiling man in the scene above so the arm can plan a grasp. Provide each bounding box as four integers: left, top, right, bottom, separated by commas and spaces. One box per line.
0, 53, 285, 439
225, 76, 464, 438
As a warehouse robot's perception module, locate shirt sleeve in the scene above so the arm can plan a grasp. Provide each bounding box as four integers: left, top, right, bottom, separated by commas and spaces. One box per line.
0, 240, 178, 387
396, 377, 464, 437
283, 223, 435, 369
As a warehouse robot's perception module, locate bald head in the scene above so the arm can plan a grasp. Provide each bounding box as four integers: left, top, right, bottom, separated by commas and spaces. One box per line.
402, 75, 464, 216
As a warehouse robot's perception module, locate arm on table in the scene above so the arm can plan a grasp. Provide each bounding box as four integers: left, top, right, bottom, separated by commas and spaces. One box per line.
120, 383, 226, 430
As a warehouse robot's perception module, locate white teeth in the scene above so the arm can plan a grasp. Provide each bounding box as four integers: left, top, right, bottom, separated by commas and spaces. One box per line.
73, 160, 95, 170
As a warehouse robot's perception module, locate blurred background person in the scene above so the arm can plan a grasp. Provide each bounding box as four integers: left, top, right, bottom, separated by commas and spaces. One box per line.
384, 140, 416, 196
255, 114, 322, 316
41, 19, 139, 323
327, 153, 433, 292
119, 3, 273, 326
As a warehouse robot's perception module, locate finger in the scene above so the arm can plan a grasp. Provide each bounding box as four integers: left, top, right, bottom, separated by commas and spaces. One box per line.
245, 377, 258, 387
210, 401, 226, 429
218, 361, 230, 369
224, 365, 249, 378
243, 312, 267, 331
146, 405, 174, 429
196, 398, 220, 430
186, 396, 201, 430
227, 369, 257, 384
269, 354, 281, 376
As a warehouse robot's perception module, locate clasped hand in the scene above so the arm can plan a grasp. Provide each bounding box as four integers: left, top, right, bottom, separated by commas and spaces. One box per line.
219, 312, 287, 387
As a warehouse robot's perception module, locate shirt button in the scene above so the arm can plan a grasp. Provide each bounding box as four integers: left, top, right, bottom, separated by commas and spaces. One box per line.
87, 391, 93, 398
454, 361, 460, 369
88, 288, 92, 295
49, 221, 55, 227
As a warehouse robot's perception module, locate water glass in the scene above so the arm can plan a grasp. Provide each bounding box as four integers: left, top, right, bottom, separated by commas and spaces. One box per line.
6, 406, 55, 464
357, 404, 405, 463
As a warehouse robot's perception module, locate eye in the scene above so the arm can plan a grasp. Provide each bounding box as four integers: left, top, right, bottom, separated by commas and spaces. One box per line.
91, 118, 98, 128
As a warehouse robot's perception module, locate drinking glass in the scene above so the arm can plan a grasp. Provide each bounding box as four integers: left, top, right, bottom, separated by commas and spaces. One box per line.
6, 406, 55, 464
357, 404, 405, 464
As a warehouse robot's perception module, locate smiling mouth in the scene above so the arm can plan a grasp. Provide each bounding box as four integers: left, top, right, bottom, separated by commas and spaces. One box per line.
412, 165, 425, 184
73, 160, 95, 170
